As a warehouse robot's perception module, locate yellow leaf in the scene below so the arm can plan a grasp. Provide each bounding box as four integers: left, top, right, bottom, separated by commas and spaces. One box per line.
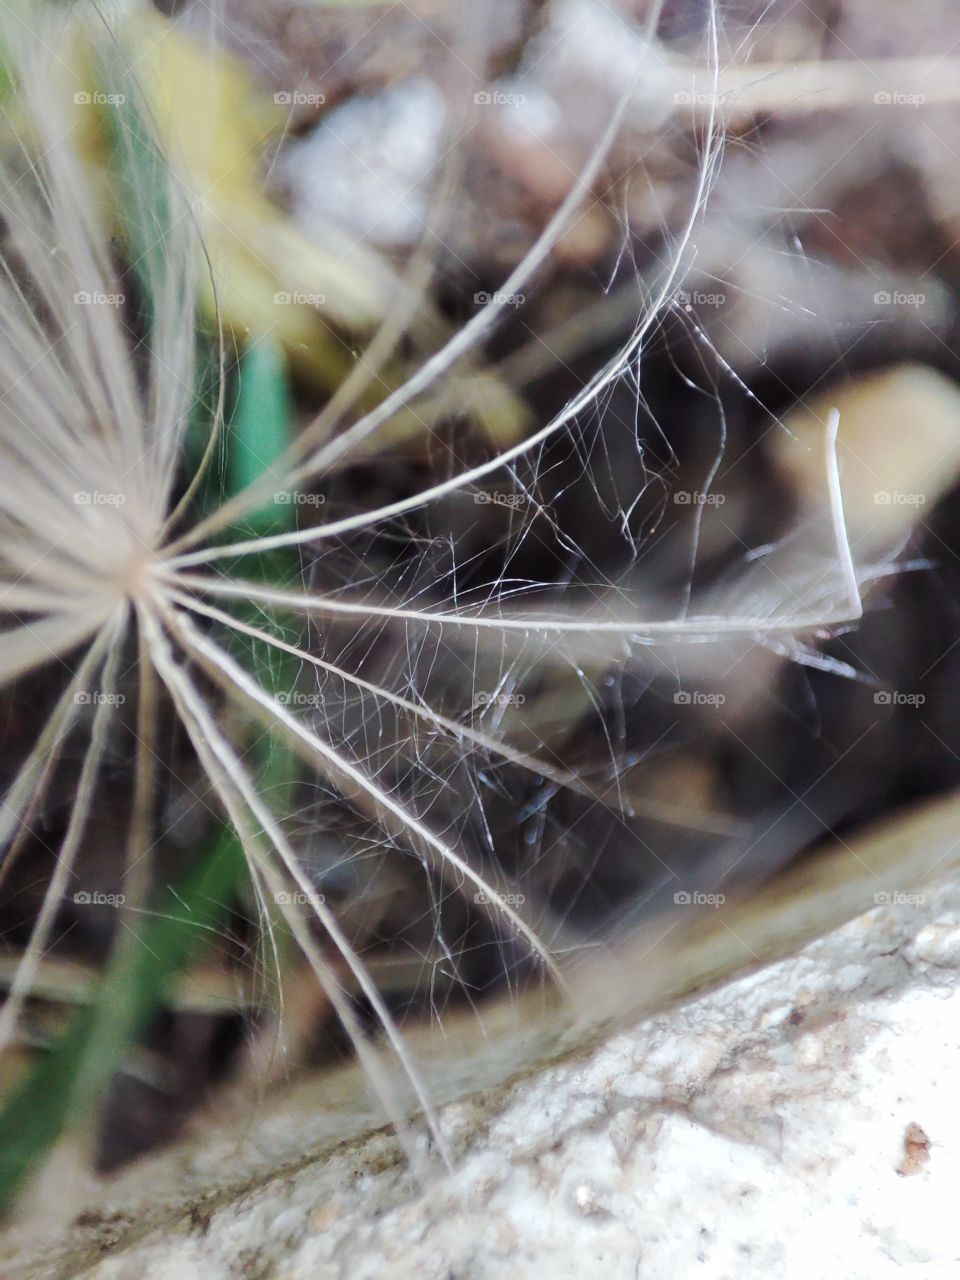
122, 10, 408, 379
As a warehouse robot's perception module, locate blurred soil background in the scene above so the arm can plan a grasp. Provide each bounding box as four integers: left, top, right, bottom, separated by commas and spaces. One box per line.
5, 0, 960, 1194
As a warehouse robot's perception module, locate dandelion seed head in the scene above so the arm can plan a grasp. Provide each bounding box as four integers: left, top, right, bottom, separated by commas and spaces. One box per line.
0, 0, 872, 1188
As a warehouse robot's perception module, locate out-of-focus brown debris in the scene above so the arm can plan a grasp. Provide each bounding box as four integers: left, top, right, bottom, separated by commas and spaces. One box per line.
173, 0, 543, 124
897, 1121, 931, 1177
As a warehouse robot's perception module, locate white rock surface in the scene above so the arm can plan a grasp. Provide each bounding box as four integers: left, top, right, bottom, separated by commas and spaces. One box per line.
282, 78, 447, 249
72, 875, 960, 1280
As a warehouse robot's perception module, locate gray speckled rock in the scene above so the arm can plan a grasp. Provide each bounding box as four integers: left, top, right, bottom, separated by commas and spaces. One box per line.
8, 791, 960, 1280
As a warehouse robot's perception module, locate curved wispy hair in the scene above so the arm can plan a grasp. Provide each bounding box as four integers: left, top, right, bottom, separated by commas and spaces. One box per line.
0, 1, 861, 1166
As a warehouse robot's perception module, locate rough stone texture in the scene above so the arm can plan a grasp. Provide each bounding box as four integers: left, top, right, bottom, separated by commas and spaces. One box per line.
6, 789, 960, 1279
72, 878, 960, 1280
